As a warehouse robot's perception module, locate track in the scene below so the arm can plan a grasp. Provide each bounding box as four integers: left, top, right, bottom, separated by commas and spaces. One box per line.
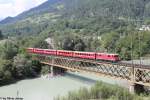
33, 53, 150, 69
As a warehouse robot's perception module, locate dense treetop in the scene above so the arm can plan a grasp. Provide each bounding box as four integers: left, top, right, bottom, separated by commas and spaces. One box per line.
0, 0, 150, 35
0, 0, 150, 87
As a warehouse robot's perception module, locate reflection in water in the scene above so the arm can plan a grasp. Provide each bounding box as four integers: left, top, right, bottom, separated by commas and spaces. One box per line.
65, 72, 97, 84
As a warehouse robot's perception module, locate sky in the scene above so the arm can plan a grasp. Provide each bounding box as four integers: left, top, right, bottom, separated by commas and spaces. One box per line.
0, 0, 47, 20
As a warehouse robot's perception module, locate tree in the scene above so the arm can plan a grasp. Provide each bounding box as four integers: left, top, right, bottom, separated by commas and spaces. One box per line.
102, 32, 120, 53
0, 59, 13, 85
13, 54, 41, 79
0, 41, 18, 59
30, 37, 49, 49
62, 36, 86, 51
62, 37, 74, 50
74, 38, 86, 51
0, 30, 3, 40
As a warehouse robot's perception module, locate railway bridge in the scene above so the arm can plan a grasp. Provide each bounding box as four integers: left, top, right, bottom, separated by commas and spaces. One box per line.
29, 53, 150, 93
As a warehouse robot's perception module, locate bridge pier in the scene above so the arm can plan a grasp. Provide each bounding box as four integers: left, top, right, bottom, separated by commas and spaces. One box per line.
129, 83, 145, 94
134, 84, 145, 94
50, 59, 54, 77
129, 83, 135, 93
50, 66, 54, 77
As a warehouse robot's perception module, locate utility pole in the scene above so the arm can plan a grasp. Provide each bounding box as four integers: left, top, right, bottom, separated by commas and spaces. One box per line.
138, 31, 142, 67
131, 32, 134, 78
131, 32, 134, 65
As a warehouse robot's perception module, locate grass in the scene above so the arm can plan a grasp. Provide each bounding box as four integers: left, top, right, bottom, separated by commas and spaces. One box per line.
54, 81, 150, 100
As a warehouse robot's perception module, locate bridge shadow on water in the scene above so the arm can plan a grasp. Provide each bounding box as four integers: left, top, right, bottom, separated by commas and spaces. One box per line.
64, 72, 97, 85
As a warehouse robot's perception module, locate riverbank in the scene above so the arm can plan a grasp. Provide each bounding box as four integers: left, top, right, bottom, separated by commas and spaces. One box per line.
55, 81, 150, 100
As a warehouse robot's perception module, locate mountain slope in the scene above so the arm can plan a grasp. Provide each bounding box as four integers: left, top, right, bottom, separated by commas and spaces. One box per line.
0, 0, 62, 24
0, 0, 150, 36
1, 0, 150, 25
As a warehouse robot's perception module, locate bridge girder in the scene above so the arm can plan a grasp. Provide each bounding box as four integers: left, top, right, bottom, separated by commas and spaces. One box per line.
32, 54, 150, 87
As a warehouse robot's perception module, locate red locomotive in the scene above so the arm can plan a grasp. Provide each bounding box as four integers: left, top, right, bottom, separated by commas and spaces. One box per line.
96, 53, 120, 62
27, 48, 120, 62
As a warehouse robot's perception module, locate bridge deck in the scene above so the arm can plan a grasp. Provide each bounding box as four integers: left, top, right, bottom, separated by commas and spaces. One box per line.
122, 59, 150, 66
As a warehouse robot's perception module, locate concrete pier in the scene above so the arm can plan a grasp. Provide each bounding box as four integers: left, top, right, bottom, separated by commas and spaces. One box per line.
50, 66, 54, 76
129, 83, 135, 93
129, 83, 145, 94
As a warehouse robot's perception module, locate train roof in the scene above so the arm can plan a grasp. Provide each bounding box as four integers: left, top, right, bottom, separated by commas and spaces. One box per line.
28, 48, 119, 55
96, 52, 119, 55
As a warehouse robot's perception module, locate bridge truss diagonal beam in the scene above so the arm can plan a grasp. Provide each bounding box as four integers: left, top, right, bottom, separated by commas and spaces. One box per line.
32, 54, 150, 87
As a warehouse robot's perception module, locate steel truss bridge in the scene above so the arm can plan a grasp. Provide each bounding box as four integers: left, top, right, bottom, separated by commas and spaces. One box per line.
31, 54, 150, 92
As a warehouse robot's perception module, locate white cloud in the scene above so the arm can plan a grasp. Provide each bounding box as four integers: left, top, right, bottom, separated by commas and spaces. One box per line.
0, 0, 47, 19
0, 3, 13, 19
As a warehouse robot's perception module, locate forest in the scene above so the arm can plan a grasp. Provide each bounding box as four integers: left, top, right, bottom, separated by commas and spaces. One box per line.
0, 0, 150, 89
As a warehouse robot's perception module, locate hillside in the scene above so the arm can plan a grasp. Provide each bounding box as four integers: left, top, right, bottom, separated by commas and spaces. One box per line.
1, 0, 150, 24
0, 0, 150, 95
0, 0, 150, 60
0, 0, 61, 24
0, 0, 150, 36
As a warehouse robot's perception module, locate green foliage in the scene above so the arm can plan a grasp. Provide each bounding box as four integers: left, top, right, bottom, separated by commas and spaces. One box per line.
30, 37, 49, 49
31, 60, 42, 74
0, 30, 3, 40
0, 0, 150, 86
0, 59, 13, 85
102, 32, 120, 53
41, 65, 50, 75
13, 54, 41, 79
0, 37, 43, 85
1, 0, 150, 36
116, 31, 150, 60
0, 40, 18, 59
55, 82, 148, 100
0, 0, 149, 61
62, 36, 86, 51
62, 37, 74, 50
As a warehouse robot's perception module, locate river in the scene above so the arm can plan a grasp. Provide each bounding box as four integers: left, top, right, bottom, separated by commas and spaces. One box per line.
0, 71, 129, 100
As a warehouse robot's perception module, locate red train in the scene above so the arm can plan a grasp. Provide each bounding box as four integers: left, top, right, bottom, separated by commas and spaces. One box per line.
27, 48, 120, 62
